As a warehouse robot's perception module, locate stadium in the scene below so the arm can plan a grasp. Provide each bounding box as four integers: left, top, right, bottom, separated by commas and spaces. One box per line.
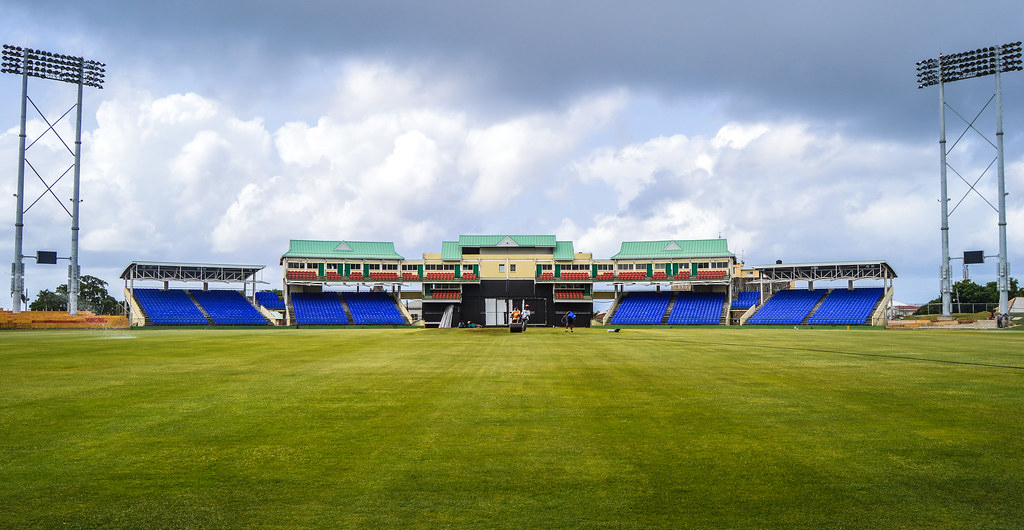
106, 235, 898, 330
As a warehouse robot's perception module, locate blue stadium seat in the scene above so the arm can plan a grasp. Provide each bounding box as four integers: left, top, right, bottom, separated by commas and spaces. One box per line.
667, 292, 726, 325
731, 291, 760, 310
747, 289, 827, 325
189, 290, 269, 326
255, 291, 286, 311
610, 292, 673, 325
133, 288, 208, 326
806, 288, 885, 325
292, 292, 349, 325
344, 292, 406, 325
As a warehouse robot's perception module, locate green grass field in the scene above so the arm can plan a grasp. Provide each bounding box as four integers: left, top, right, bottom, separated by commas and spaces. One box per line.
2, 327, 1022, 529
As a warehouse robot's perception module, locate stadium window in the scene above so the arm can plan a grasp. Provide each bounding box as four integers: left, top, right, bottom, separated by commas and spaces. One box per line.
596, 264, 612, 271
287, 262, 301, 269
541, 264, 553, 271
696, 262, 710, 269
510, 264, 517, 272
499, 264, 506, 273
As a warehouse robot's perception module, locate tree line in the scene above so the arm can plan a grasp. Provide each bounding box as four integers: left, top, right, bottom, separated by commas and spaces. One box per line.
29, 275, 122, 315
915, 278, 1022, 315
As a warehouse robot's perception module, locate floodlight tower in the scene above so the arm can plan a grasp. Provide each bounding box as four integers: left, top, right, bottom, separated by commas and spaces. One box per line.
916, 41, 1022, 317
2, 44, 105, 314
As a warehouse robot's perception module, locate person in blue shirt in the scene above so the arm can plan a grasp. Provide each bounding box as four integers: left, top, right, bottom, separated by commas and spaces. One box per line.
564, 310, 576, 332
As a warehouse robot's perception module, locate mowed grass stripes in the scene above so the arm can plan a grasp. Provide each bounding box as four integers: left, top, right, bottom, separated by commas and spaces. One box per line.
1, 327, 1022, 529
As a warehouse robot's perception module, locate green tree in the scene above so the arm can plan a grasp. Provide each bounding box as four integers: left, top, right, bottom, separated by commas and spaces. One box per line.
61, 275, 121, 315
953, 280, 994, 305
29, 275, 121, 315
29, 289, 68, 311
915, 277, 1022, 315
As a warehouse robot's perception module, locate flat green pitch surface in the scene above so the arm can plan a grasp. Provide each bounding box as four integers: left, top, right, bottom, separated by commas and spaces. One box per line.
1, 327, 1022, 529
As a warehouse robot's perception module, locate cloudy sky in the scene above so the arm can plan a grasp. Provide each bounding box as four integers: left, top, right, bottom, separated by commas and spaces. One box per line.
2, 0, 1023, 306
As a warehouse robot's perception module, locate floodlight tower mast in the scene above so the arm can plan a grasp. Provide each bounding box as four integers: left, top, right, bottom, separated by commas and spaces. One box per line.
2, 44, 105, 314
938, 72, 952, 318
916, 41, 1022, 317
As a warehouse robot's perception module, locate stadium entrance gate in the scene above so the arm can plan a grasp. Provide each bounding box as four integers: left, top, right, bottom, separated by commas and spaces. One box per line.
484, 298, 508, 326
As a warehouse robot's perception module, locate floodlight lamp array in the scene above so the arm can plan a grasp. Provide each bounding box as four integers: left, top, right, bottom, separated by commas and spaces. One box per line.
916, 41, 1022, 88
2, 44, 105, 89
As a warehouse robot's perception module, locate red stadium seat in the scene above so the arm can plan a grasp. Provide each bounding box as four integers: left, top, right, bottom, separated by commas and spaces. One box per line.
617, 271, 646, 281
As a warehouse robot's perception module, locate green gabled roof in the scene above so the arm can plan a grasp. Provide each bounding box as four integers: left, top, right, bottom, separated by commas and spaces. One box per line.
457, 235, 557, 248
282, 240, 403, 260
553, 241, 575, 261
440, 241, 461, 261
611, 239, 733, 259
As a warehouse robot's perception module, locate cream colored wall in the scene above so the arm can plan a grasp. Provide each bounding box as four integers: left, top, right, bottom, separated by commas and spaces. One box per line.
478, 260, 504, 278
477, 257, 537, 279
733, 263, 758, 278
458, 250, 556, 279
124, 287, 147, 327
